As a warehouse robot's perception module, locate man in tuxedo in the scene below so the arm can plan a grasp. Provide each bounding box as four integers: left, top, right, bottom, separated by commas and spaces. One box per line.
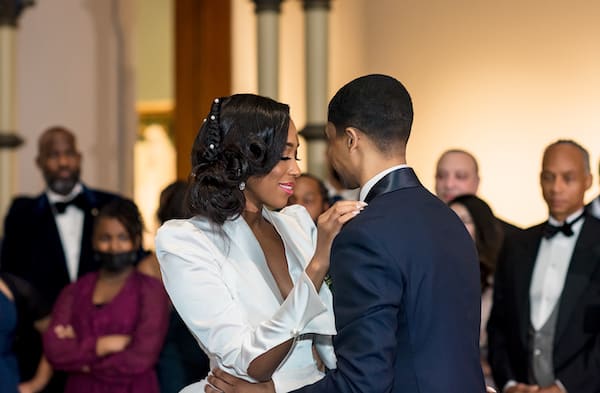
0, 126, 119, 391
208, 75, 485, 392
585, 159, 600, 219
487, 140, 600, 393
435, 149, 522, 239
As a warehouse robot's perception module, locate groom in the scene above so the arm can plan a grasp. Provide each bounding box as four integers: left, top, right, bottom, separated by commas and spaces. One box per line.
208, 74, 486, 392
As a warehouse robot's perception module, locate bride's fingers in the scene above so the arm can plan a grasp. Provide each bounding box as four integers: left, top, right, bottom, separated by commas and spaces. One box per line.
322, 201, 367, 223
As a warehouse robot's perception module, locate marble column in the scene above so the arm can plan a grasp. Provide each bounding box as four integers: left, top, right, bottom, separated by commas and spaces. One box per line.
300, 0, 330, 179
0, 0, 32, 233
253, 0, 282, 99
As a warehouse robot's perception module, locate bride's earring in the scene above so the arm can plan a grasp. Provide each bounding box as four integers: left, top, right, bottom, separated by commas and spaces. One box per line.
239, 181, 246, 191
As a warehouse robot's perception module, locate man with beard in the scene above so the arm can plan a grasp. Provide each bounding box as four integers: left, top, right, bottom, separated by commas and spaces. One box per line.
0, 126, 119, 392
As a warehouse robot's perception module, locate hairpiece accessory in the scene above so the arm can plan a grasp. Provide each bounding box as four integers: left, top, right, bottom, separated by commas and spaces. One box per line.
202, 97, 224, 162
238, 181, 246, 191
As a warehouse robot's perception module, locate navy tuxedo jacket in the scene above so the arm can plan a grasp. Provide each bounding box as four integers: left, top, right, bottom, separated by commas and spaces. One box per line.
487, 215, 600, 393
0, 185, 119, 307
293, 168, 485, 393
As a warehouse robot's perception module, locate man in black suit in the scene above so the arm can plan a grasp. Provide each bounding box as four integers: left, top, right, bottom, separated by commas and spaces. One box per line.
0, 126, 119, 391
488, 140, 600, 393
435, 149, 522, 240
207, 75, 485, 392
585, 159, 600, 219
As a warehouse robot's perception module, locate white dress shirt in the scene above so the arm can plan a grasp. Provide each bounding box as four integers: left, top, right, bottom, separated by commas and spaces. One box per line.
530, 208, 584, 330
46, 183, 84, 282
359, 164, 409, 202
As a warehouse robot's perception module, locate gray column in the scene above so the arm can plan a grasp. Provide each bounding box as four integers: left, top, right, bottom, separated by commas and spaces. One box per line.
300, 0, 330, 179
253, 0, 283, 99
0, 0, 33, 233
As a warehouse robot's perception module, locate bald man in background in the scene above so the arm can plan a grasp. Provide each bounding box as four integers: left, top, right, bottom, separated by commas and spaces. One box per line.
435, 149, 521, 239
1, 126, 120, 392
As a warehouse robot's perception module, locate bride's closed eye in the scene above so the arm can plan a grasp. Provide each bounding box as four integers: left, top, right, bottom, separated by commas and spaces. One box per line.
280, 155, 301, 161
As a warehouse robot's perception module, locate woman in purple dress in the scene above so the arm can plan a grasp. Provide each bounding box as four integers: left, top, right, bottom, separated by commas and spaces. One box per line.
43, 199, 169, 393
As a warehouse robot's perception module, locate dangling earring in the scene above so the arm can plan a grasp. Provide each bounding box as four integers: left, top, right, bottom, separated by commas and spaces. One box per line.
239, 181, 246, 191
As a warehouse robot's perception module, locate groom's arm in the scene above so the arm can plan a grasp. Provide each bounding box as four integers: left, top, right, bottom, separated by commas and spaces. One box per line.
292, 223, 402, 393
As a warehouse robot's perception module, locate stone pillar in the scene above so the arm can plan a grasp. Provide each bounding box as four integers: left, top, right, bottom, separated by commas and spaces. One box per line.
0, 0, 33, 232
300, 0, 330, 179
253, 0, 282, 99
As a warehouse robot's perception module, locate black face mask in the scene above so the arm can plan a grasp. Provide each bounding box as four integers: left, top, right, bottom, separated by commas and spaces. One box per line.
93, 250, 138, 273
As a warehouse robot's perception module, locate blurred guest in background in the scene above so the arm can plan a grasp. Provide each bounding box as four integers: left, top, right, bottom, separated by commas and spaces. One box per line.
287, 173, 330, 222
43, 199, 169, 393
435, 149, 521, 239
0, 126, 120, 392
488, 140, 600, 393
449, 194, 503, 387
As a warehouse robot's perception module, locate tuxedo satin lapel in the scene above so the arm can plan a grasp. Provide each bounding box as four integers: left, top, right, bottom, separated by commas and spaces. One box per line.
515, 227, 543, 346
364, 167, 421, 204
554, 219, 600, 345
222, 216, 284, 304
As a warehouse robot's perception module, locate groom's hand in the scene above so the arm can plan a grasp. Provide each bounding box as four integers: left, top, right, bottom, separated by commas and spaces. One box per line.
205, 368, 275, 393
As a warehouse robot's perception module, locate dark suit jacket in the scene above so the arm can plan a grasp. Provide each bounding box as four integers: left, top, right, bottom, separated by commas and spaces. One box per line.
487, 215, 600, 392
293, 168, 485, 393
0, 184, 118, 383
497, 217, 522, 243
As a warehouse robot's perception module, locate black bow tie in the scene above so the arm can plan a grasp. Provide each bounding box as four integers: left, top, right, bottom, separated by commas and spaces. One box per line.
542, 213, 585, 239
53, 193, 87, 214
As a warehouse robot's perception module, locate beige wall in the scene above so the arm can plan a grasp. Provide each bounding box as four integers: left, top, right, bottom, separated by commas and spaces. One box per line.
232, 0, 600, 227
12, 1, 600, 228
134, 0, 172, 102
15, 0, 137, 198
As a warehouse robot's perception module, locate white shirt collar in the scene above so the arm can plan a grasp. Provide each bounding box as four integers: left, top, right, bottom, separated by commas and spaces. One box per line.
548, 207, 585, 226
359, 164, 409, 202
46, 183, 83, 203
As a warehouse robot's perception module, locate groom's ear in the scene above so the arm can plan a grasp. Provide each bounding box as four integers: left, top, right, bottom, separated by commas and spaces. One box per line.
344, 127, 360, 152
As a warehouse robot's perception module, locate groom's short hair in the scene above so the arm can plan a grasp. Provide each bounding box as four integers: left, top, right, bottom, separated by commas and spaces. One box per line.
328, 74, 413, 153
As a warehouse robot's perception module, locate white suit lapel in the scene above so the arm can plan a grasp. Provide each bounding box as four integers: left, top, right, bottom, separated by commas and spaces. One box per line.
222, 214, 284, 304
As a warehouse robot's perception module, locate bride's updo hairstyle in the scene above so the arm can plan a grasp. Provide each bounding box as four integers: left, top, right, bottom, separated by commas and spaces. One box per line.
188, 94, 290, 225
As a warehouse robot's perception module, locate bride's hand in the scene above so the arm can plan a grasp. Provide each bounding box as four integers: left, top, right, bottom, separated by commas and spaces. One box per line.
205, 368, 274, 393
305, 200, 366, 290
314, 200, 367, 263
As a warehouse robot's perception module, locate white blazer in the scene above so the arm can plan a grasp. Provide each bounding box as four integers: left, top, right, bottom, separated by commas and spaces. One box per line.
155, 205, 336, 392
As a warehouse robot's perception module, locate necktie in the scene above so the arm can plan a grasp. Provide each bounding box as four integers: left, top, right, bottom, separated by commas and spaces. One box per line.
54, 193, 87, 214
542, 213, 585, 239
